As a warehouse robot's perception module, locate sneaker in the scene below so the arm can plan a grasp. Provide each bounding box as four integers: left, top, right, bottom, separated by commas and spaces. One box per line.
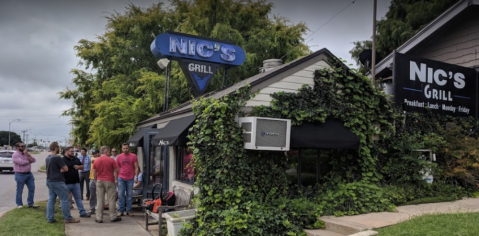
80, 213, 91, 218
95, 219, 103, 223
126, 212, 133, 216
117, 212, 124, 217
110, 217, 122, 223
17, 206, 23, 209
64, 218, 80, 223
28, 205, 39, 209
89, 210, 96, 214
48, 219, 58, 223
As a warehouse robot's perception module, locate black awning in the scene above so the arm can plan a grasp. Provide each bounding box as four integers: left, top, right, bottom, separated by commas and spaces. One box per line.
290, 119, 360, 149
127, 125, 156, 148
152, 115, 196, 146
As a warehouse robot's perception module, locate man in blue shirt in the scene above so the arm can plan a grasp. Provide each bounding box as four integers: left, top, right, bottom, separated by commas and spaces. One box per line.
78, 148, 91, 200
133, 171, 143, 196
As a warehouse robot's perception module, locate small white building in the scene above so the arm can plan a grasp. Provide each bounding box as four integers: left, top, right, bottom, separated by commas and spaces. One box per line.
128, 48, 360, 196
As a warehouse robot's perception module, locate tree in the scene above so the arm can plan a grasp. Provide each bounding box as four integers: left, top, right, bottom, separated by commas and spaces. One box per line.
0, 131, 21, 147
350, 0, 458, 67
60, 0, 309, 147
27, 142, 38, 148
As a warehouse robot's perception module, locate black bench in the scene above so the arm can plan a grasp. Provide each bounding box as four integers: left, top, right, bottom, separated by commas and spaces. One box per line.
145, 186, 194, 236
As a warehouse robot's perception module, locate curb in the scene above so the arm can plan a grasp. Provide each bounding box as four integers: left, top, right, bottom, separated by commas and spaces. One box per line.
349, 230, 378, 236
0, 210, 11, 220
0, 198, 49, 220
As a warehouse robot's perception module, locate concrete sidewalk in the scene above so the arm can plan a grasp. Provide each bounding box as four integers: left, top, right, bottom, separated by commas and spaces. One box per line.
66, 200, 153, 236
305, 197, 479, 236
63, 198, 479, 236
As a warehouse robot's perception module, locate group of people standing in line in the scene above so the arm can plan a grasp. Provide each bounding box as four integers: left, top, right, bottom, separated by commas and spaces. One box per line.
11, 141, 142, 224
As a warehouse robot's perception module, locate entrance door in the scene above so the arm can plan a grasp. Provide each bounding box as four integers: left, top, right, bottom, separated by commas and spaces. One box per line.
148, 146, 169, 193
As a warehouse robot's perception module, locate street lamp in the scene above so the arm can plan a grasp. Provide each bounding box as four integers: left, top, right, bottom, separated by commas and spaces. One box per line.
9, 119, 21, 149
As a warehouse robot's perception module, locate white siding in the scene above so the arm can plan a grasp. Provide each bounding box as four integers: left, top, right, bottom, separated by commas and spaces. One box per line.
415, 12, 479, 67
245, 60, 330, 107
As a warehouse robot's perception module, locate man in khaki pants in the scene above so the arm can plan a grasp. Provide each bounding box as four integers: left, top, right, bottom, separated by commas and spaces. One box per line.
92, 146, 121, 223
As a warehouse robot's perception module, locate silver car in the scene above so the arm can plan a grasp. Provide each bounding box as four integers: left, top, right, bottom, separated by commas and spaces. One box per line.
0, 150, 15, 172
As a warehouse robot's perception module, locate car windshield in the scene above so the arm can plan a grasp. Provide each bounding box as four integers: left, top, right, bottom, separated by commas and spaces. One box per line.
0, 152, 13, 158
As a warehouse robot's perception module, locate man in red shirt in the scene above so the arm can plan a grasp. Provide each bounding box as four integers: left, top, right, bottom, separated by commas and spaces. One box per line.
92, 146, 121, 223
116, 143, 139, 216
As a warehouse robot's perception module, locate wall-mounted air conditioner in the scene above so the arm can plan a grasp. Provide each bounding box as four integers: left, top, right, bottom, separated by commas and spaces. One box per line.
416, 149, 436, 184
238, 117, 291, 151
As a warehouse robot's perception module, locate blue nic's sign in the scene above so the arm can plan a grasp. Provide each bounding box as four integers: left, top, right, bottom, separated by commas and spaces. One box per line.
150, 32, 246, 66
150, 32, 246, 95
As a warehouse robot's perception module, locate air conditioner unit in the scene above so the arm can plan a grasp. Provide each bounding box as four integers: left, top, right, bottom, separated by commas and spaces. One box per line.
238, 117, 291, 151
415, 149, 436, 184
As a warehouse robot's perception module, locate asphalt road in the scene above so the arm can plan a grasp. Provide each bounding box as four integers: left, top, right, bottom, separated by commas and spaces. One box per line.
0, 151, 49, 213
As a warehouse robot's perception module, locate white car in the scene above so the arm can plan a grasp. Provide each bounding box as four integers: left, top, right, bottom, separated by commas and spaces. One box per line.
0, 150, 15, 172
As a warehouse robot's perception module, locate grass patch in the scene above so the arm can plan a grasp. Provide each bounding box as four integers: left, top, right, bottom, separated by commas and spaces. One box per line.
40, 165, 46, 171
400, 196, 458, 206
0, 201, 64, 236
31, 151, 40, 154
376, 212, 479, 236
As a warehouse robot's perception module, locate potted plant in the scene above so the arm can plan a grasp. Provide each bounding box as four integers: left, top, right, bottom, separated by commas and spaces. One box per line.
164, 209, 196, 236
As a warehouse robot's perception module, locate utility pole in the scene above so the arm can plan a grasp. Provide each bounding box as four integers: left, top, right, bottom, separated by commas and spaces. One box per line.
21, 130, 27, 143
371, 0, 377, 86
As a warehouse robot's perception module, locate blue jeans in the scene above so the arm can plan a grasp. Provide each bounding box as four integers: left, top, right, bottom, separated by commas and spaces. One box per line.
118, 177, 134, 213
46, 181, 72, 221
14, 172, 35, 207
66, 183, 87, 216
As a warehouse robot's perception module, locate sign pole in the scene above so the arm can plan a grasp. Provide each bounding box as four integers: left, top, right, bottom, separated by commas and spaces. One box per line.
222, 67, 226, 89
371, 0, 377, 86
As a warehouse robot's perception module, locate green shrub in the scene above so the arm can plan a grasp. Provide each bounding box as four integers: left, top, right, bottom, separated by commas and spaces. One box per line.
314, 181, 396, 216
381, 182, 471, 206
278, 197, 323, 229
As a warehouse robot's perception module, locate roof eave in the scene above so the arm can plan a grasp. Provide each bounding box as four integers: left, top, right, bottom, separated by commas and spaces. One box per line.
373, 0, 476, 75
137, 48, 344, 126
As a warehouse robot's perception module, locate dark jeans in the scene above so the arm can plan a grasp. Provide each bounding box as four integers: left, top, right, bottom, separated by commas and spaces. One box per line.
79, 171, 90, 198
46, 181, 72, 221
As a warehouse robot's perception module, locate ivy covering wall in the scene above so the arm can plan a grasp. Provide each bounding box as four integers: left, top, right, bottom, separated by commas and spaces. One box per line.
182, 57, 477, 235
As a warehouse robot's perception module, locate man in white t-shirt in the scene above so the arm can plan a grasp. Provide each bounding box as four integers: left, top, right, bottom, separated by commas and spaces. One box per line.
110, 148, 118, 161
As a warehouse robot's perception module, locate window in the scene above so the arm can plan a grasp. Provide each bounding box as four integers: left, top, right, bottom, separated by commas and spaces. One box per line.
176, 147, 195, 184
150, 146, 168, 187
285, 149, 334, 187
0, 152, 13, 158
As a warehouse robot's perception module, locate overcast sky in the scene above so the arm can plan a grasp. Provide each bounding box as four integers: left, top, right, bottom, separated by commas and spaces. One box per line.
0, 0, 389, 146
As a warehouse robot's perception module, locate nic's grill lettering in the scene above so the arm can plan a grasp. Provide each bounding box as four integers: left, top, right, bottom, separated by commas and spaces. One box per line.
188, 63, 213, 74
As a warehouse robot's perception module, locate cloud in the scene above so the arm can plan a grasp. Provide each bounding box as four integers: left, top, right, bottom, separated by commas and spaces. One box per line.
0, 0, 389, 145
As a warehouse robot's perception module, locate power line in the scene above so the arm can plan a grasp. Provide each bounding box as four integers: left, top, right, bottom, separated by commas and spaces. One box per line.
304, 0, 357, 43
280, 0, 357, 60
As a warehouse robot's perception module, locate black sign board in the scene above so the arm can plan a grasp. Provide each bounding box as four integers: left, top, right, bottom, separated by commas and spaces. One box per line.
178, 58, 221, 96
393, 52, 478, 117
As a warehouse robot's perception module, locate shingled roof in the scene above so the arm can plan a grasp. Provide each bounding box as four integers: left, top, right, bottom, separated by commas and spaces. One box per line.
137, 48, 343, 126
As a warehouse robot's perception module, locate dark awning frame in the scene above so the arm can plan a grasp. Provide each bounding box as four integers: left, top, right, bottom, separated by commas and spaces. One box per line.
126, 125, 157, 148
290, 119, 360, 150
151, 115, 196, 146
